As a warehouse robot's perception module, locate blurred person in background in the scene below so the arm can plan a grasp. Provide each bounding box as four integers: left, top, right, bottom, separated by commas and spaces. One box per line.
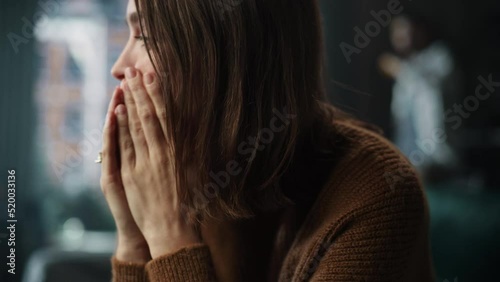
100, 1, 435, 281
379, 14, 462, 183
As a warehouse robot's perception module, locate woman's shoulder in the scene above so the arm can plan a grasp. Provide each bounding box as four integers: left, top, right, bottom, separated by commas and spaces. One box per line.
328, 117, 425, 199
308, 116, 429, 225
284, 117, 434, 282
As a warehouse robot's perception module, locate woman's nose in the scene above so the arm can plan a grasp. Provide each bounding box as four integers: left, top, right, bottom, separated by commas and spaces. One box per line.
111, 49, 133, 81
111, 60, 126, 81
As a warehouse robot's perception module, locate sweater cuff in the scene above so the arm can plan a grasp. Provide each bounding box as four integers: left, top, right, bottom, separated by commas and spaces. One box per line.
145, 243, 217, 282
111, 255, 148, 282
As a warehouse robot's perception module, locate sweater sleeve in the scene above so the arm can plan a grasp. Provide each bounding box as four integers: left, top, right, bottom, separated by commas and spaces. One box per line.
308, 186, 434, 281
145, 243, 218, 282
111, 255, 149, 282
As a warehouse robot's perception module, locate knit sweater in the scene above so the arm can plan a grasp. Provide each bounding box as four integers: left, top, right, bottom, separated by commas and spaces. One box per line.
110, 119, 436, 282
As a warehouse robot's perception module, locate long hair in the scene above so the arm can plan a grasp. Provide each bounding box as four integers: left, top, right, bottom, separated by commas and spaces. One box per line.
135, 0, 340, 223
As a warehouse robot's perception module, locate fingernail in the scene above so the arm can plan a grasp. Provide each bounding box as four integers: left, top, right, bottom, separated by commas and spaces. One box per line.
116, 104, 126, 115
144, 73, 154, 85
125, 67, 136, 79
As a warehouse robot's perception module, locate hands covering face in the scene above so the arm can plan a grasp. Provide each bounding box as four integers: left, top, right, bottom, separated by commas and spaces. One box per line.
101, 68, 201, 260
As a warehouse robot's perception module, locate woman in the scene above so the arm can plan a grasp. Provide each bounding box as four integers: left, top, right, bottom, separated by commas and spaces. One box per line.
101, 0, 436, 281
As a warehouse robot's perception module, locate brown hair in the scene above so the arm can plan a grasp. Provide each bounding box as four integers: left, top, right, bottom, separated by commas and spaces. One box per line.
135, 0, 341, 223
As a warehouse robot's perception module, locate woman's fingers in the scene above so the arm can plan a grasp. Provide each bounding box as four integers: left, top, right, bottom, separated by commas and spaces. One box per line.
100, 87, 130, 226
115, 103, 136, 168
143, 73, 168, 138
122, 68, 149, 158
100, 87, 148, 254
125, 68, 167, 157
102, 86, 122, 177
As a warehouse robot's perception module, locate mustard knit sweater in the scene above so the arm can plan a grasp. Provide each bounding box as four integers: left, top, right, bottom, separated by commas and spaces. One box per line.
110, 119, 436, 282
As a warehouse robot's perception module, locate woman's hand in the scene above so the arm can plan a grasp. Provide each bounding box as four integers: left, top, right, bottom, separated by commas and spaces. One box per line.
114, 67, 201, 259
100, 86, 151, 263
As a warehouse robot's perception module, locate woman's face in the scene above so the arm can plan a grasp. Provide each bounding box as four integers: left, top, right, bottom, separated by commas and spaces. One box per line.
111, 0, 155, 81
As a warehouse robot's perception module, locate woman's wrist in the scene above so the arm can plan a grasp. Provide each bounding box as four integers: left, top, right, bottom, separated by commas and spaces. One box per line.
115, 238, 151, 263
147, 233, 202, 259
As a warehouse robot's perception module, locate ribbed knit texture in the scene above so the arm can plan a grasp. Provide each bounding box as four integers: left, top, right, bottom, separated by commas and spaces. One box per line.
145, 243, 216, 282
110, 120, 435, 282
111, 255, 148, 282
